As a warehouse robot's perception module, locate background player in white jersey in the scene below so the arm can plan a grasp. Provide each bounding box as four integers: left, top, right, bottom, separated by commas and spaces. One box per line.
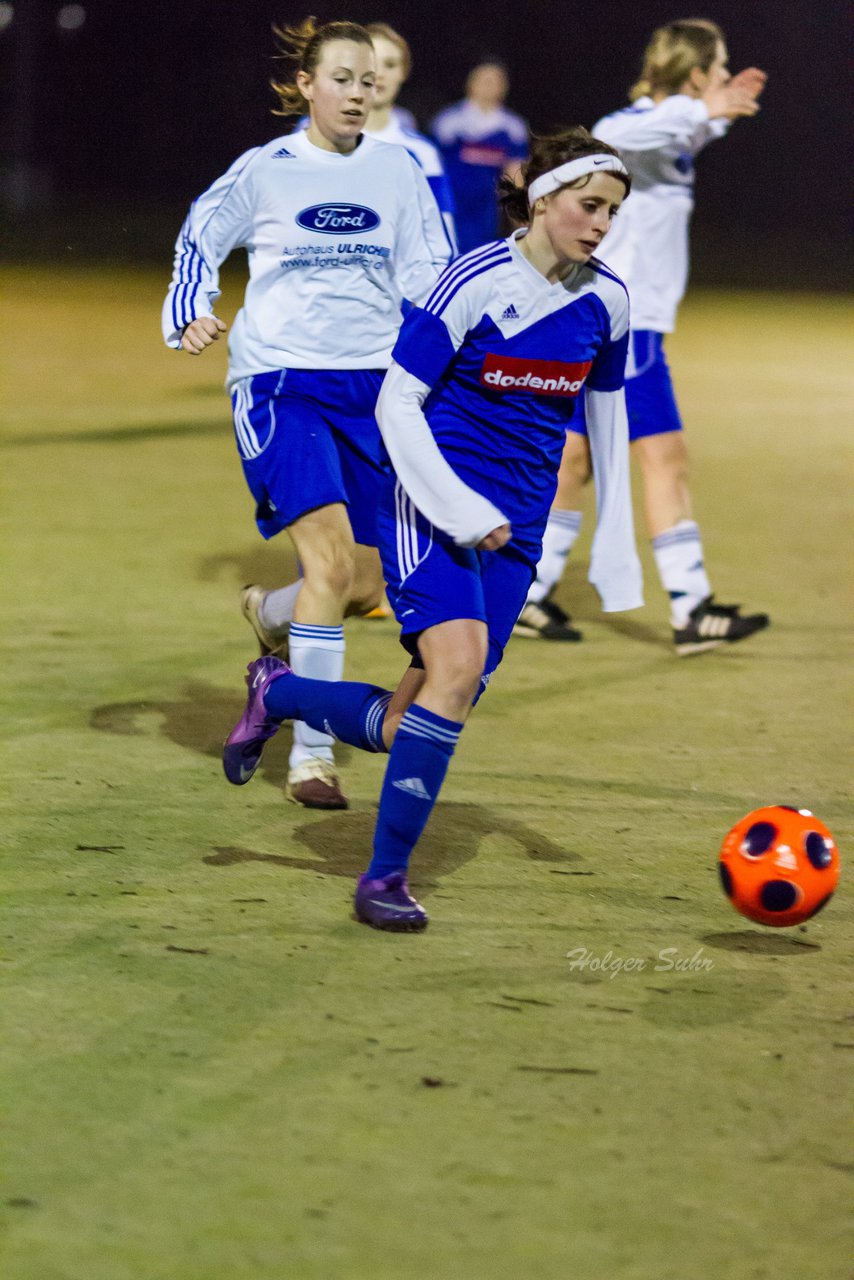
364, 23, 457, 256
431, 60, 529, 254
516, 19, 771, 655
221, 128, 643, 931
162, 19, 450, 808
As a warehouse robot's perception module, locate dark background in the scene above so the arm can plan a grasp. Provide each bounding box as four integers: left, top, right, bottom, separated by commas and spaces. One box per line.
1, 0, 849, 286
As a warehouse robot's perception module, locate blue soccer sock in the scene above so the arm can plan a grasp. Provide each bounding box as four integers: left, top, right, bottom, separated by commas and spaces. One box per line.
262, 672, 392, 753
366, 704, 463, 880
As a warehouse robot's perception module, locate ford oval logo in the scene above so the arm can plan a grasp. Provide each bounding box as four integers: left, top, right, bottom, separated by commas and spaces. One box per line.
296, 204, 381, 234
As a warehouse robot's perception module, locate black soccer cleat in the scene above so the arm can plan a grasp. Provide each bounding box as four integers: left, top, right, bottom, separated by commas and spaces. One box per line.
513, 596, 583, 642
673, 595, 770, 656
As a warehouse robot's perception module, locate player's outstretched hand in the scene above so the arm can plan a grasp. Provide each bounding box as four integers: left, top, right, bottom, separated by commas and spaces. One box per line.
181, 316, 228, 354
704, 68, 767, 121
477, 523, 512, 551
729, 67, 768, 101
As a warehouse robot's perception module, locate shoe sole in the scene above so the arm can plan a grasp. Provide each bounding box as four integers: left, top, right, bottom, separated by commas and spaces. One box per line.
241, 585, 288, 660
676, 624, 770, 657
675, 639, 726, 657
355, 913, 428, 932
286, 785, 349, 810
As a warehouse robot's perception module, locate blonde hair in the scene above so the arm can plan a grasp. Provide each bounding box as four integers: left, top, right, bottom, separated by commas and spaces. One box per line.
271, 16, 374, 116
629, 18, 723, 102
365, 22, 412, 78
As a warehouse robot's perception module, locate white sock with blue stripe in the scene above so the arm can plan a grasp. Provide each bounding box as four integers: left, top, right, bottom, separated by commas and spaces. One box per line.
527, 510, 583, 604
651, 520, 712, 626
366, 705, 463, 880
288, 622, 345, 769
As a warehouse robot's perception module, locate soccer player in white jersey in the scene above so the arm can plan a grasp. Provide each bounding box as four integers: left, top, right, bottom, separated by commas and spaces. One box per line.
222, 128, 643, 931
517, 19, 771, 655
162, 19, 450, 808
364, 23, 457, 256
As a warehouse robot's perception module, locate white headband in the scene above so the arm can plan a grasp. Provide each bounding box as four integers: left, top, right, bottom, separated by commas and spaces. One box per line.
527, 154, 628, 207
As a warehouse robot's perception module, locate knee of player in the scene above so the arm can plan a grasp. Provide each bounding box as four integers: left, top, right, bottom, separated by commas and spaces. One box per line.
431, 652, 484, 707
304, 546, 356, 600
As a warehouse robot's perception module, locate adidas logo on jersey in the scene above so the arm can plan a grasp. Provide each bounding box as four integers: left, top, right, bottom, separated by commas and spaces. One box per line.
392, 776, 432, 801
500, 303, 519, 321
272, 146, 295, 159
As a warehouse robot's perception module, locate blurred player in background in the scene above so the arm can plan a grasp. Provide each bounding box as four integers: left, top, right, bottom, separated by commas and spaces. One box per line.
222, 128, 643, 930
431, 60, 528, 253
162, 18, 450, 808
516, 19, 770, 654
364, 23, 457, 256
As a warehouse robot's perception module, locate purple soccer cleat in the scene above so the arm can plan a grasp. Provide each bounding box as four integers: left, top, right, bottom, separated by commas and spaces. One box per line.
222, 655, 291, 785
354, 872, 429, 932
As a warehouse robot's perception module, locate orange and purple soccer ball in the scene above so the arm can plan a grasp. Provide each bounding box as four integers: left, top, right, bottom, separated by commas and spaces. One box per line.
719, 806, 840, 927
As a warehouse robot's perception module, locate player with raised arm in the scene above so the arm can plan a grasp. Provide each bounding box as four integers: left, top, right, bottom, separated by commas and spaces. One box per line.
516, 19, 770, 654
221, 128, 643, 931
162, 19, 450, 809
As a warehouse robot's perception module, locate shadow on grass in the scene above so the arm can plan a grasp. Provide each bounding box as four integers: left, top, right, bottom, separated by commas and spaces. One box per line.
700, 930, 821, 954
554, 564, 670, 650
4, 420, 227, 448
203, 799, 577, 885
196, 545, 302, 588
89, 681, 351, 786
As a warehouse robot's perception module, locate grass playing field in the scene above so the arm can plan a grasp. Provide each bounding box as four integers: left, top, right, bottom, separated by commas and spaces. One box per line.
2, 264, 852, 1279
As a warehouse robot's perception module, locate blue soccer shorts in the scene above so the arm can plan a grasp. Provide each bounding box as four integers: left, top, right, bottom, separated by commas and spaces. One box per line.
569, 329, 683, 441
230, 368, 386, 545
376, 476, 540, 693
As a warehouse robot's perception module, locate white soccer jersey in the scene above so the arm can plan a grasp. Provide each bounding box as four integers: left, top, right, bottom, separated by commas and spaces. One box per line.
162, 129, 451, 384
363, 118, 457, 254
593, 96, 729, 332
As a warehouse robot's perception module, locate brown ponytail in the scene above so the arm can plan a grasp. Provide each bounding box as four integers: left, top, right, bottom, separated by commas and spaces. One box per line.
270, 16, 374, 116
498, 126, 630, 226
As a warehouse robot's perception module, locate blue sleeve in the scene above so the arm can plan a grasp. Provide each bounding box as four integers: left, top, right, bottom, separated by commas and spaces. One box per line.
507, 134, 529, 162
392, 306, 457, 387
586, 329, 629, 392
427, 171, 456, 222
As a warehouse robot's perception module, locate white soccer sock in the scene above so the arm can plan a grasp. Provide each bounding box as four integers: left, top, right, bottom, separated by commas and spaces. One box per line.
288, 622, 345, 769
651, 520, 712, 626
527, 510, 583, 604
259, 578, 303, 634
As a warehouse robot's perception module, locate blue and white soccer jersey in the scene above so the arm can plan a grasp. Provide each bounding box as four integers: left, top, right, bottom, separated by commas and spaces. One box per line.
375, 231, 643, 682
585, 93, 731, 439
162, 128, 450, 541
430, 101, 528, 253
569, 330, 683, 441
363, 119, 457, 257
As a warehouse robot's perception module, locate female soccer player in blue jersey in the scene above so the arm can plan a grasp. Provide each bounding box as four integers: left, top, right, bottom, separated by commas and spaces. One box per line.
222, 127, 643, 931
162, 19, 450, 809
518, 19, 770, 654
431, 61, 529, 253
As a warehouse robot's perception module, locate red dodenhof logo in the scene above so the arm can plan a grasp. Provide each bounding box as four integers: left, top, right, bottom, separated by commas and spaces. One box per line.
479, 352, 592, 397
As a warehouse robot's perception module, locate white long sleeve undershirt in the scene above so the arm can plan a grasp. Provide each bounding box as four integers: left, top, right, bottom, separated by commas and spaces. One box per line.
376, 362, 507, 548
376, 362, 643, 612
